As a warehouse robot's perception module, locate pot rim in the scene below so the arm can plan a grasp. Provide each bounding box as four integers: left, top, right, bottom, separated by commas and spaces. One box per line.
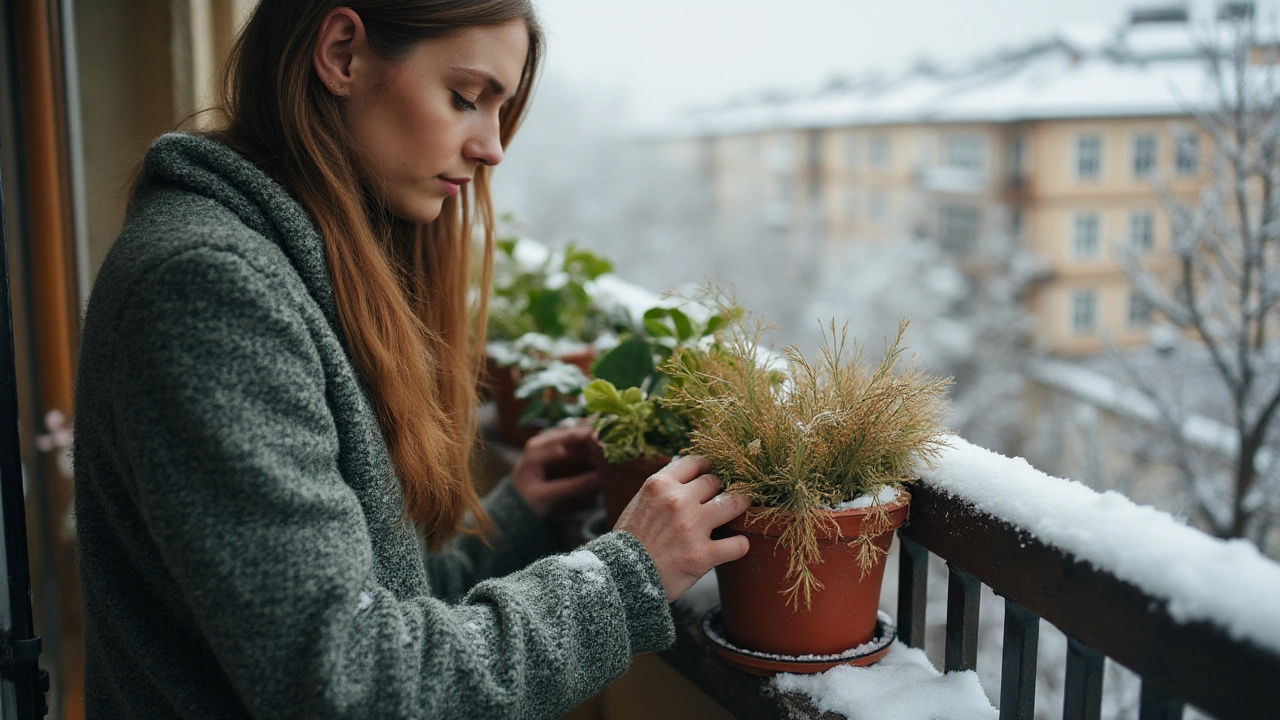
725, 487, 912, 538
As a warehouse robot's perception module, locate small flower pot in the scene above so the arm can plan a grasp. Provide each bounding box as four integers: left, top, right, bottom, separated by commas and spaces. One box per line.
486, 348, 595, 448
713, 490, 911, 661
590, 447, 672, 528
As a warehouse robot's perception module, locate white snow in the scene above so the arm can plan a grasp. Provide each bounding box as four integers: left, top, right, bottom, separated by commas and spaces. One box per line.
514, 361, 590, 399
356, 591, 373, 612
773, 642, 997, 720
557, 550, 608, 585
919, 436, 1280, 655
831, 485, 902, 511
706, 610, 895, 663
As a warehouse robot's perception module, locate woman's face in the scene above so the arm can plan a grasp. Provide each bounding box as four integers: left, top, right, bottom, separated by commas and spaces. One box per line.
340, 20, 530, 224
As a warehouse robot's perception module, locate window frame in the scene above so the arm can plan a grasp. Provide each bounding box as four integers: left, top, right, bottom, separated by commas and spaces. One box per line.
1075, 133, 1103, 181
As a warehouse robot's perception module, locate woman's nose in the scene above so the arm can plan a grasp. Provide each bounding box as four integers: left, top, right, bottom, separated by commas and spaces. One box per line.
464, 122, 504, 167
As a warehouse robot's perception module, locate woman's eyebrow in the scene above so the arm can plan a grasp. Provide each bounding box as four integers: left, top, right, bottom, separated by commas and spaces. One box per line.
451, 66, 508, 97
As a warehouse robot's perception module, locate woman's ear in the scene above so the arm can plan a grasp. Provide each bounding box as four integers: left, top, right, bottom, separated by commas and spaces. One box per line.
313, 7, 363, 98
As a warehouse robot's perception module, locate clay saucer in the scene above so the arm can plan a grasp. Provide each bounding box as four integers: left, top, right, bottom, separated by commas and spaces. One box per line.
701, 607, 896, 677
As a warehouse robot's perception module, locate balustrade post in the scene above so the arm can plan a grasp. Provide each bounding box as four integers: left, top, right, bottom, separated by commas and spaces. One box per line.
945, 564, 980, 673
1064, 635, 1104, 720
999, 599, 1039, 720
897, 536, 928, 650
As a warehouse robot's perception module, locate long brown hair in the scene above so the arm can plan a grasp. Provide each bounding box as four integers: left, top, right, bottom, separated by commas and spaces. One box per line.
209, 1, 542, 548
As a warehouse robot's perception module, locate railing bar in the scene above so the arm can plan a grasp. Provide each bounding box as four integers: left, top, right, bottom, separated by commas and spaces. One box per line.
1139, 678, 1185, 720
1063, 635, 1105, 720
999, 599, 1039, 720
945, 564, 981, 673
897, 535, 928, 650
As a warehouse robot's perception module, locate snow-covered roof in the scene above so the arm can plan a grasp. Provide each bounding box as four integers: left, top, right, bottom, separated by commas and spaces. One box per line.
637, 17, 1267, 138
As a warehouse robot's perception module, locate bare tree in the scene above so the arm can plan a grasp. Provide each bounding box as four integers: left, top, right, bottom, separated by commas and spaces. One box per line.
1121, 14, 1280, 547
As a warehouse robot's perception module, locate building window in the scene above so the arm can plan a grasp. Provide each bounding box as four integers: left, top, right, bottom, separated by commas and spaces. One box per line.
845, 134, 857, 170
1072, 291, 1097, 333
1073, 213, 1100, 259
1076, 134, 1102, 180
945, 134, 986, 171
869, 190, 888, 224
1132, 133, 1156, 177
941, 205, 981, 254
1009, 136, 1026, 177
1128, 292, 1152, 328
868, 134, 891, 168
1175, 132, 1199, 176
1130, 211, 1154, 252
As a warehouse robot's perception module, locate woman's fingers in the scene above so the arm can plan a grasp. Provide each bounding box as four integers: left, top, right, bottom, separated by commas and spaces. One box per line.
708, 534, 751, 566
688, 473, 723, 504
656, 455, 711, 484
705, 491, 751, 526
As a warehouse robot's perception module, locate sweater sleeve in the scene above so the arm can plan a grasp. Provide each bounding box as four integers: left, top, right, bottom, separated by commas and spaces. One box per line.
107, 247, 674, 720
423, 477, 561, 603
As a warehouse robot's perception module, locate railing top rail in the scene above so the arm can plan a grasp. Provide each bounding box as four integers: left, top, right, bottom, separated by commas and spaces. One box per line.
903, 436, 1280, 719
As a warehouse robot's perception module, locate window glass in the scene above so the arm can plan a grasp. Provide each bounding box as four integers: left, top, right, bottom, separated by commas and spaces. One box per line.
1132, 134, 1156, 177
1077, 135, 1102, 180
1128, 292, 1152, 328
1073, 213, 1100, 259
945, 134, 986, 171
1072, 291, 1097, 333
869, 134, 891, 168
941, 205, 981, 254
1176, 132, 1199, 175
1129, 211, 1154, 252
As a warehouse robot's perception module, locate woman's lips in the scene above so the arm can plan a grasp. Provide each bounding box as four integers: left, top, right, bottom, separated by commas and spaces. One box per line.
439, 177, 469, 197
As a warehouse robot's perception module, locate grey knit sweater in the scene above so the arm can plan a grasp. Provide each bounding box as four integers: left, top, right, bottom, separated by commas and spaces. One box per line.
72, 133, 674, 720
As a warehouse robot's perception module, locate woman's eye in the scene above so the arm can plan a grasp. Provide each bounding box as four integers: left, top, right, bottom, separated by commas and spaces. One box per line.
452, 91, 477, 112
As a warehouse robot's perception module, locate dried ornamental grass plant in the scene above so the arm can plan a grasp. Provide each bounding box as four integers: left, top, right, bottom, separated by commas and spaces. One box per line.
661, 298, 952, 609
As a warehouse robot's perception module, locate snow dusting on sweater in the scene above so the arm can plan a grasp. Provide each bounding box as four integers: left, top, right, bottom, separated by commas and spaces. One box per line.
920, 436, 1280, 654
773, 642, 996, 720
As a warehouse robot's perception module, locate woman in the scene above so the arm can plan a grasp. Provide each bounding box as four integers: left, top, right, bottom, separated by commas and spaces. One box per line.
72, 2, 749, 718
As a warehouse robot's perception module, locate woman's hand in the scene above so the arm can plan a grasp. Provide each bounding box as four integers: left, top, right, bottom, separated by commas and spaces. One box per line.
614, 456, 751, 602
510, 424, 601, 519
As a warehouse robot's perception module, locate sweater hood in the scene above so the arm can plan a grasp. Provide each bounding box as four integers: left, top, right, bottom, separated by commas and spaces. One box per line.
134, 133, 341, 334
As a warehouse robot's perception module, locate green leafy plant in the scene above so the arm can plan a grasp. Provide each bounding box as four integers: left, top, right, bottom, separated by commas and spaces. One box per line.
584, 305, 732, 464
487, 237, 622, 343
661, 292, 952, 610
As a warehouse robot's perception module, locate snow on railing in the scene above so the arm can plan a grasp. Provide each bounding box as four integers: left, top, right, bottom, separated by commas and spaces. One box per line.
919, 436, 1280, 656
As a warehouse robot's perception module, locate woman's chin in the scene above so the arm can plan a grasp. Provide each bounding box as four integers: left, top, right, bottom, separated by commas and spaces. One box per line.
386, 196, 446, 225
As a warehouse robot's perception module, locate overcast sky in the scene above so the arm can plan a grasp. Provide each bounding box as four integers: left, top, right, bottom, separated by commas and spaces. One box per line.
528, 0, 1266, 122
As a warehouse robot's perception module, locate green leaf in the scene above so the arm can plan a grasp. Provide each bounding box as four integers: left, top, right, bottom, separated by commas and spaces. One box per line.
497, 237, 518, 258
669, 308, 693, 343
583, 379, 630, 415
704, 314, 726, 336
528, 291, 567, 337
643, 319, 673, 338
591, 335, 656, 390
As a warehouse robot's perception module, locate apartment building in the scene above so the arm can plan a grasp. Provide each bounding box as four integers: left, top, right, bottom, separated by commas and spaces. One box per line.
651, 5, 1260, 357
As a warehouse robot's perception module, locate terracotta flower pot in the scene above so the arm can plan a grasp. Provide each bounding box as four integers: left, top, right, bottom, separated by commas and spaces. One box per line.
590, 448, 672, 528
714, 490, 911, 659
485, 348, 595, 448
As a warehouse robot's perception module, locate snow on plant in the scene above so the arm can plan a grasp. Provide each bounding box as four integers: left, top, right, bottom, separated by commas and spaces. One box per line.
660, 289, 952, 609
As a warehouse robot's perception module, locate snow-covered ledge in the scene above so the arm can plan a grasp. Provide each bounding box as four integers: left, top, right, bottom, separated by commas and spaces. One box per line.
919, 437, 1280, 656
